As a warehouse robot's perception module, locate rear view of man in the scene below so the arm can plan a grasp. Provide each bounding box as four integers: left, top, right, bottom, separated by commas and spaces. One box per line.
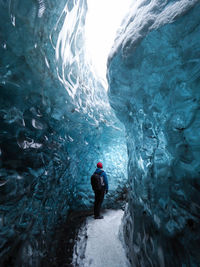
91, 162, 108, 219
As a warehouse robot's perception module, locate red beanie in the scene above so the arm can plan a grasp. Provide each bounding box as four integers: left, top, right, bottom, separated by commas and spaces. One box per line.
97, 162, 103, 168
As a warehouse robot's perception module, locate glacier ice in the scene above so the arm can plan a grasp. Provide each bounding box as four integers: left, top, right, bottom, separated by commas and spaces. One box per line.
1, 0, 200, 266
0, 0, 127, 265
107, 0, 200, 266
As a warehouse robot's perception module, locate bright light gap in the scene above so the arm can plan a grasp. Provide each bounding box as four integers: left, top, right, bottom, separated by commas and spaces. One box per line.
85, 0, 132, 85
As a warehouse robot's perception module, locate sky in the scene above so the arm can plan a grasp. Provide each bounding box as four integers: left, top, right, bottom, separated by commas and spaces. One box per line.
85, 0, 132, 82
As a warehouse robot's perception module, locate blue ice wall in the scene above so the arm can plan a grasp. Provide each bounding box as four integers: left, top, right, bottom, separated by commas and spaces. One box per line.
0, 0, 127, 264
108, 0, 200, 266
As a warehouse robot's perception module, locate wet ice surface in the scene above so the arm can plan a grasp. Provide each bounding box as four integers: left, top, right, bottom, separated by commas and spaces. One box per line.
73, 209, 130, 267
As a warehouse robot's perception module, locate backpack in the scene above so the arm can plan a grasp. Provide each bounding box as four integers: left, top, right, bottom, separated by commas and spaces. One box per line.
91, 171, 105, 191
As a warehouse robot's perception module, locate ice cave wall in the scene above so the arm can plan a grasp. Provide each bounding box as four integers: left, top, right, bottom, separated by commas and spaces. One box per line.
107, 0, 200, 266
0, 0, 127, 265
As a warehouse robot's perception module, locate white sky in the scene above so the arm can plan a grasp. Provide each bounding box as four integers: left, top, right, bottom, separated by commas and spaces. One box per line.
85, 0, 132, 82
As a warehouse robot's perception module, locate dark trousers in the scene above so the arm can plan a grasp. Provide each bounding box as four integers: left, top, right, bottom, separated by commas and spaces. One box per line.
94, 189, 105, 217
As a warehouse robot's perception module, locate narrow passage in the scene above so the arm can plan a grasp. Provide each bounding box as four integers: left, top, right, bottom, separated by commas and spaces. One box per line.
73, 209, 130, 267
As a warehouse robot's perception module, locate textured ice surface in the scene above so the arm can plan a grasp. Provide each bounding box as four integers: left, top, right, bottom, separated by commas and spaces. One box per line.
0, 0, 127, 265
2, 0, 200, 265
73, 209, 130, 267
108, 0, 200, 266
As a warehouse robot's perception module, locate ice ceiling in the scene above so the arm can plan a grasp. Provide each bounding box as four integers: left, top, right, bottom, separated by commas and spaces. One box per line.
0, 0, 200, 266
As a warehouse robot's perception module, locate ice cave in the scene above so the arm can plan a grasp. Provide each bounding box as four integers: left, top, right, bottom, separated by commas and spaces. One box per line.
0, 0, 200, 266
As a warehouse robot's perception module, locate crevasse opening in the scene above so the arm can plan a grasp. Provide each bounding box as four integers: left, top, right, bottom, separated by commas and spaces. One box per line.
85, 0, 132, 82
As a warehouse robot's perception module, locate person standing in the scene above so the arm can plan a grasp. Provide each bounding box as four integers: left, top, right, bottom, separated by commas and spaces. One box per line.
91, 162, 108, 219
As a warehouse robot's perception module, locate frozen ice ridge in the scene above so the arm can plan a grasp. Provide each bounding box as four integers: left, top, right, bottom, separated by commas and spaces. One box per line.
73, 209, 130, 267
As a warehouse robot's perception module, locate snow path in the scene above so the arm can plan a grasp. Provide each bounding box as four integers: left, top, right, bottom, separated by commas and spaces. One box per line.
73, 209, 130, 267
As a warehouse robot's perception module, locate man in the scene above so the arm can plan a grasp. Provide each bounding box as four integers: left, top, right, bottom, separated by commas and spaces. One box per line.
91, 162, 108, 219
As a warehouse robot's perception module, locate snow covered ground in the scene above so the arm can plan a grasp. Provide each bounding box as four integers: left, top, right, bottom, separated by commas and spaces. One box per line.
73, 209, 130, 267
